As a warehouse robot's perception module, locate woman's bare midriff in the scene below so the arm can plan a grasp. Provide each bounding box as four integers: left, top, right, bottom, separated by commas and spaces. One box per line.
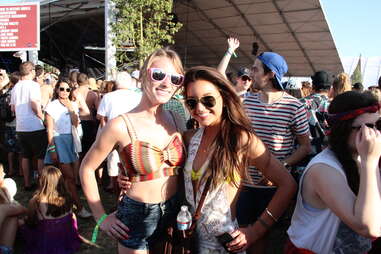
123, 175, 179, 204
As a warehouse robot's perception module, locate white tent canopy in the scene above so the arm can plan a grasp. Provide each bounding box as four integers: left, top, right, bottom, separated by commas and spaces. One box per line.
35, 0, 343, 77
173, 0, 343, 76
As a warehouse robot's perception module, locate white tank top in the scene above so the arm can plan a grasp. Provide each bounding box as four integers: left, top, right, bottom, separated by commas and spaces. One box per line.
287, 148, 371, 253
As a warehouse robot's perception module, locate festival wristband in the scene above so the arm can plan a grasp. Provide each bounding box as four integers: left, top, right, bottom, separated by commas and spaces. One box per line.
226, 49, 238, 58
91, 213, 108, 243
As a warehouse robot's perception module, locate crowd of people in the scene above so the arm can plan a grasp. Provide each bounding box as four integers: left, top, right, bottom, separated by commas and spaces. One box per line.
0, 37, 380, 254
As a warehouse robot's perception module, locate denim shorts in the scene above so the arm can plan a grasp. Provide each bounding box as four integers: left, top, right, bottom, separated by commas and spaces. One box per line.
116, 194, 179, 250
44, 134, 78, 164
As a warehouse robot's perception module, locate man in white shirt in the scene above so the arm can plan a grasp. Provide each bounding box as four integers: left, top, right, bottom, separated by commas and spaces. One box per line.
97, 71, 142, 192
10, 61, 47, 190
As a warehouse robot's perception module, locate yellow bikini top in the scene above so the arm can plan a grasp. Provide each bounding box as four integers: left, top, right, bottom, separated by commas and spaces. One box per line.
191, 168, 241, 184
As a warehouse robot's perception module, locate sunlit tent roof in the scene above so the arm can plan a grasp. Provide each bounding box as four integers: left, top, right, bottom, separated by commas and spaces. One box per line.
35, 0, 342, 77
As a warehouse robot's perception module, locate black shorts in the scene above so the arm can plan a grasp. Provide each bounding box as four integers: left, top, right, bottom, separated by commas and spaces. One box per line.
16, 129, 48, 159
236, 186, 276, 226
80, 120, 98, 155
4, 126, 20, 153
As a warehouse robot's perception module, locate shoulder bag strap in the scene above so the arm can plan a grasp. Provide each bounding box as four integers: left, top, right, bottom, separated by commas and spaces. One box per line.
189, 176, 212, 231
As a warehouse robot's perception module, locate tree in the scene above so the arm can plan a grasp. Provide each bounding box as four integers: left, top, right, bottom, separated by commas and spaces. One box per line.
351, 55, 363, 84
111, 0, 182, 67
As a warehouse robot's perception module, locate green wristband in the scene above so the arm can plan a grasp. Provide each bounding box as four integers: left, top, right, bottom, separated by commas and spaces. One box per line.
226, 49, 238, 58
91, 213, 108, 243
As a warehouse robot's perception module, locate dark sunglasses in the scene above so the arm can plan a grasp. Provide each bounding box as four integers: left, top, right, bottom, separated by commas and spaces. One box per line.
352, 120, 381, 131
185, 96, 219, 110
59, 87, 71, 92
241, 76, 251, 82
148, 68, 184, 86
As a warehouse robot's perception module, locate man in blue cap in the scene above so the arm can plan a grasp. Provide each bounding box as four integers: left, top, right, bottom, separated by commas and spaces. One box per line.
219, 49, 310, 254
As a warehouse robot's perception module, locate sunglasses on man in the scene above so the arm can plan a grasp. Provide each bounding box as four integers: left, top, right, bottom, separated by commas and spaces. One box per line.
240, 75, 251, 82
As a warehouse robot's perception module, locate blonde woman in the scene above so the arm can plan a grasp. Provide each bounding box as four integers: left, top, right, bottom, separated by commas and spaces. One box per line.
80, 48, 186, 253
331, 73, 351, 98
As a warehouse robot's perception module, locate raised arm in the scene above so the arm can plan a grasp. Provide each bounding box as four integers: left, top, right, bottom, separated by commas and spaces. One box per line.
217, 37, 240, 77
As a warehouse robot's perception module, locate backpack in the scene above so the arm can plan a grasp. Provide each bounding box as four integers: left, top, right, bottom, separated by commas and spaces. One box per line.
0, 90, 15, 122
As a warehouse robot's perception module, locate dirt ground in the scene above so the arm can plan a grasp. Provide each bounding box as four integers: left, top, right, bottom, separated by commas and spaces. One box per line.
10, 174, 289, 254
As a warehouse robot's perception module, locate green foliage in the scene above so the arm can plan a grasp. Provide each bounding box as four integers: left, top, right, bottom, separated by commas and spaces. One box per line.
351, 56, 363, 84
111, 0, 182, 67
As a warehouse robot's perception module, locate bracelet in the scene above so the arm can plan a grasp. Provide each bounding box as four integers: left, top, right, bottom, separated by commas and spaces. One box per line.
226, 49, 238, 58
91, 214, 108, 243
257, 217, 270, 230
265, 208, 278, 222
47, 145, 56, 150
48, 149, 56, 153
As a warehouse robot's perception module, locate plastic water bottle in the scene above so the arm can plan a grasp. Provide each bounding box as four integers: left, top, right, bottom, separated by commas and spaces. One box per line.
177, 205, 192, 230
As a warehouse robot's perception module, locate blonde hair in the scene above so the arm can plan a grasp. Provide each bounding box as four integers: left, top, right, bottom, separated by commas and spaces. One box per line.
26, 166, 73, 226
332, 73, 351, 98
139, 47, 184, 90
301, 81, 312, 97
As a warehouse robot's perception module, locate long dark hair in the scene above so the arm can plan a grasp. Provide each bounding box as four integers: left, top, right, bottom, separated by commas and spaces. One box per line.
328, 91, 378, 194
184, 66, 255, 189
27, 166, 73, 226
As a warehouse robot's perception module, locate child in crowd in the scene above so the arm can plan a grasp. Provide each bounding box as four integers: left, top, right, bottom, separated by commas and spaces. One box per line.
0, 163, 26, 254
21, 166, 81, 254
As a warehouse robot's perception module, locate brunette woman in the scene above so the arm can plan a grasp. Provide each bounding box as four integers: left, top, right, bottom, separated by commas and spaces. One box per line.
44, 79, 91, 218
182, 67, 297, 253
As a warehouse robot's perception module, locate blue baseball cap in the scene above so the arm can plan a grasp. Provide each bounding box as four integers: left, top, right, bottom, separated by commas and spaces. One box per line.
257, 52, 288, 90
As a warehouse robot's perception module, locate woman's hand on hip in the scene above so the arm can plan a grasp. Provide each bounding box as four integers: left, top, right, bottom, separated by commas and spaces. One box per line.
117, 163, 132, 193
100, 211, 130, 240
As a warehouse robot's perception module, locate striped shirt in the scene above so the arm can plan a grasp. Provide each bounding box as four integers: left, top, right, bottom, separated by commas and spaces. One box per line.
243, 92, 309, 187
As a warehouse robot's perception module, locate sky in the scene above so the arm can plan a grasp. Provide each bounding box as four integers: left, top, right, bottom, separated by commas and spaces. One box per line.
320, 0, 381, 58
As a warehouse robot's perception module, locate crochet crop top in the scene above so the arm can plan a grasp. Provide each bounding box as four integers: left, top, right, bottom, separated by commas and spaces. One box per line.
119, 113, 186, 182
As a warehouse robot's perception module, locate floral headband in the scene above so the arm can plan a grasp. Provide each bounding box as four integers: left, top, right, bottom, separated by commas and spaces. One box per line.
328, 103, 381, 124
